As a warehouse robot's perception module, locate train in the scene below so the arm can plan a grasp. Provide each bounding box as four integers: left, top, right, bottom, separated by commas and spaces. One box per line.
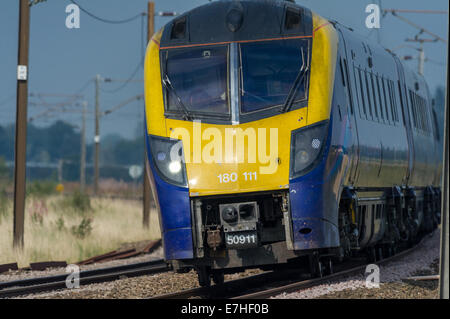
144, 0, 442, 286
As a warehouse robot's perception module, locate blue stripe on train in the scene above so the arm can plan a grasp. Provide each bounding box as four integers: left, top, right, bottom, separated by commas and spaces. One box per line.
288, 118, 342, 251
145, 134, 194, 261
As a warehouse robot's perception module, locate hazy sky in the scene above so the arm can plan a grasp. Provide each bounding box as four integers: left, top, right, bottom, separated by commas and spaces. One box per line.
0, 0, 448, 146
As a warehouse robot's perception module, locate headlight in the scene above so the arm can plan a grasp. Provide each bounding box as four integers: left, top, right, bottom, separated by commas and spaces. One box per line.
149, 135, 187, 187
290, 120, 329, 179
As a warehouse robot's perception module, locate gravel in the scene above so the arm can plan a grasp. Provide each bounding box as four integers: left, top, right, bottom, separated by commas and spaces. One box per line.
272, 229, 441, 299
0, 246, 164, 283
13, 268, 264, 299
3, 230, 441, 299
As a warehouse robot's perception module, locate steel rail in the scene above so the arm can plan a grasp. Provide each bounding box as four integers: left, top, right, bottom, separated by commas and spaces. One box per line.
150, 269, 311, 300
152, 232, 434, 299
0, 259, 169, 298
233, 232, 434, 299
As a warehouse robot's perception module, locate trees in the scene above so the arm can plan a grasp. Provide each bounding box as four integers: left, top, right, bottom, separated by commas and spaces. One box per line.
0, 156, 9, 181
0, 120, 146, 182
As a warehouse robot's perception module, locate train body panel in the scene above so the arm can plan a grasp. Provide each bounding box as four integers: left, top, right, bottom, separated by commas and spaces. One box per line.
335, 26, 411, 189
400, 65, 439, 187
143, 0, 442, 280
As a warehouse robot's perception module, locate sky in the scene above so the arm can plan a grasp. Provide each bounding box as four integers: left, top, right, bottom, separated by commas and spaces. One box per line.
0, 0, 448, 148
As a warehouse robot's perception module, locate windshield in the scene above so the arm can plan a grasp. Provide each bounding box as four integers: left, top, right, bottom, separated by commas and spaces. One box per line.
240, 39, 310, 113
165, 46, 229, 116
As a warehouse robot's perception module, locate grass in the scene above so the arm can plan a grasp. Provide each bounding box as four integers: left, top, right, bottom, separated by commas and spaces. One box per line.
0, 194, 161, 267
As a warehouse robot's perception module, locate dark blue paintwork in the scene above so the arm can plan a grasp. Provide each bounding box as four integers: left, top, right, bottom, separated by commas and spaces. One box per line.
145, 134, 194, 260
289, 82, 350, 250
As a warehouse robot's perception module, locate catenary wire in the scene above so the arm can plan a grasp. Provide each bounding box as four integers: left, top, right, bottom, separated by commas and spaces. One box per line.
69, 0, 144, 24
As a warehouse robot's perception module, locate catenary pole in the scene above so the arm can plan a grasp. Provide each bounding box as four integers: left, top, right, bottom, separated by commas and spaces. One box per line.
80, 101, 87, 193
439, 45, 449, 299
94, 74, 101, 194
13, 0, 30, 249
143, 1, 155, 228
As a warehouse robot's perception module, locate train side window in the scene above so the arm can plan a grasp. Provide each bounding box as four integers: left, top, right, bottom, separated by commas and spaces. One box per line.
432, 109, 441, 141
409, 90, 417, 129
391, 81, 400, 123
343, 58, 354, 115
418, 95, 425, 132
376, 75, 385, 122
418, 94, 424, 131
381, 78, 390, 124
396, 81, 406, 126
424, 100, 431, 134
339, 58, 346, 87
364, 71, 373, 120
422, 99, 428, 133
352, 65, 362, 118
388, 81, 396, 123
370, 73, 379, 121
416, 94, 422, 131
412, 92, 418, 129
409, 91, 416, 128
357, 68, 367, 119
384, 79, 393, 124
422, 101, 426, 133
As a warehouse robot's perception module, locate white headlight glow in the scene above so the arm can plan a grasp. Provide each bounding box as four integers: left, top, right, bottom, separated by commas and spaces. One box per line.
168, 161, 182, 173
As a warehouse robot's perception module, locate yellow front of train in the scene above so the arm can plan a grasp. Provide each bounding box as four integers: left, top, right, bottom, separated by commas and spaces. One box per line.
144, 0, 339, 280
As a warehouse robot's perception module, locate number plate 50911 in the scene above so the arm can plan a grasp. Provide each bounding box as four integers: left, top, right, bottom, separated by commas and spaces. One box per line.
225, 231, 258, 249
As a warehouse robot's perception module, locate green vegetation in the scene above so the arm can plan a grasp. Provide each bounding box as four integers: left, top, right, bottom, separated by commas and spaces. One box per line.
0, 157, 10, 223
27, 180, 58, 197
53, 190, 92, 217
0, 120, 145, 183
71, 217, 93, 239
0, 196, 161, 267
0, 156, 8, 181
0, 189, 10, 223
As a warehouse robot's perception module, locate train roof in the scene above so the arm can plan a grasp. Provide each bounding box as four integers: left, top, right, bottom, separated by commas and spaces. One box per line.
159, 0, 313, 48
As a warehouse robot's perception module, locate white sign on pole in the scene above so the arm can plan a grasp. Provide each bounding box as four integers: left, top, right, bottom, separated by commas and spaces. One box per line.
129, 165, 143, 180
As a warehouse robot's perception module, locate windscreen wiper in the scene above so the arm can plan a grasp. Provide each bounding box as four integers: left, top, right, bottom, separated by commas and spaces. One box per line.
280, 48, 308, 114
162, 75, 193, 121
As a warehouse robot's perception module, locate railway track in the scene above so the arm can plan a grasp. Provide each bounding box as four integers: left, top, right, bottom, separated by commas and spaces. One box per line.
0, 259, 169, 299
151, 233, 432, 299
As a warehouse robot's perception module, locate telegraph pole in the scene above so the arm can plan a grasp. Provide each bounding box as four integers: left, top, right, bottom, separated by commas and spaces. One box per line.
404, 38, 436, 76
439, 49, 449, 299
80, 101, 87, 193
94, 74, 101, 195
418, 44, 425, 76
143, 1, 155, 229
13, 0, 30, 249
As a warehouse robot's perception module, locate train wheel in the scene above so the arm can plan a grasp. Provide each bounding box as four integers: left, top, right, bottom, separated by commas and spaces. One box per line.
197, 267, 211, 287
376, 247, 383, 261
324, 258, 334, 276
392, 245, 398, 256
316, 261, 324, 278
367, 247, 377, 263
212, 271, 225, 285
314, 260, 325, 278
309, 255, 324, 278
383, 246, 393, 258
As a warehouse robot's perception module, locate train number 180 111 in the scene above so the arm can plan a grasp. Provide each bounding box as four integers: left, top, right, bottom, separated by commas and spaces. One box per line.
218, 172, 257, 184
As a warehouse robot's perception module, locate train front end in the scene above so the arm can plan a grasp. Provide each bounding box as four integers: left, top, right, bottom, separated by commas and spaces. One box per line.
144, 0, 342, 283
